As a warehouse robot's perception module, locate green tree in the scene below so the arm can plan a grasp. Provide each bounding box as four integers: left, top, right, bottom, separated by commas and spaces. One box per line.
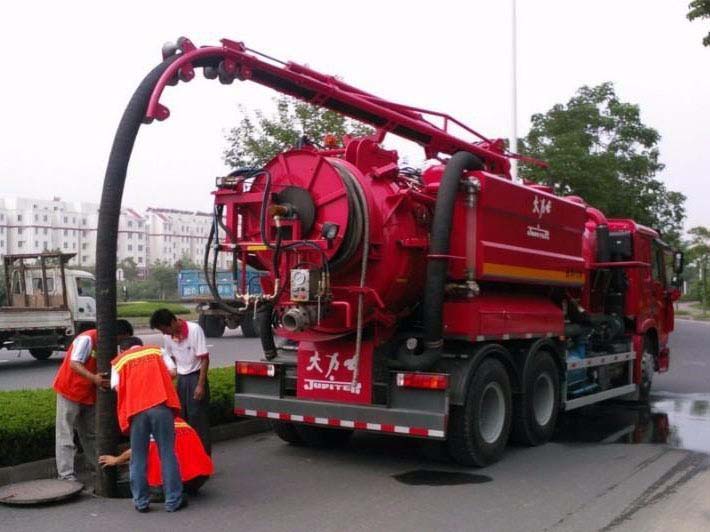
688, 0, 710, 46
175, 254, 200, 271
686, 226, 710, 309
520, 82, 686, 243
224, 96, 374, 169
117, 257, 139, 282
148, 260, 178, 300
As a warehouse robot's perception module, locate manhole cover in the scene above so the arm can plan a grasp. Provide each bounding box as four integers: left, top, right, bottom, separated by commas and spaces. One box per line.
0, 479, 84, 506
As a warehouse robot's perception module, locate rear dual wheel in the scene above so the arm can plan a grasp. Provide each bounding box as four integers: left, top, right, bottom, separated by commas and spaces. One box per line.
511, 350, 560, 446
448, 358, 513, 467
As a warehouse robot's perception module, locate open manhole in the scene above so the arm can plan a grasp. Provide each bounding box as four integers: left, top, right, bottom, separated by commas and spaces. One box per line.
0, 479, 84, 506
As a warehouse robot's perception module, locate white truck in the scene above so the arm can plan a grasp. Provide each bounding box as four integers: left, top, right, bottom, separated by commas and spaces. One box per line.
1, 253, 96, 359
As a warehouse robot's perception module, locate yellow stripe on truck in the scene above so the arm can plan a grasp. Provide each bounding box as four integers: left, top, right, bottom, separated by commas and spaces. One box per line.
482, 262, 584, 285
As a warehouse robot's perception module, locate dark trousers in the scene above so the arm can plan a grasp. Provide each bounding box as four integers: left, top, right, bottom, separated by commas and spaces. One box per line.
177, 371, 211, 454
130, 405, 182, 511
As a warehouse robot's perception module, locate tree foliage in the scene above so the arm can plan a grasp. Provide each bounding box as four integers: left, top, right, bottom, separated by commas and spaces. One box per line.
223, 96, 374, 169
519, 82, 686, 243
688, 0, 710, 46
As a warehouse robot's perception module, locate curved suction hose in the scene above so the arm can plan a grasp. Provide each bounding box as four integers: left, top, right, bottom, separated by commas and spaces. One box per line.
392, 151, 483, 370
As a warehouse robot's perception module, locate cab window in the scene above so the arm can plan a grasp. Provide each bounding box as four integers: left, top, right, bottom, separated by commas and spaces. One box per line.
651, 241, 666, 286
76, 277, 96, 298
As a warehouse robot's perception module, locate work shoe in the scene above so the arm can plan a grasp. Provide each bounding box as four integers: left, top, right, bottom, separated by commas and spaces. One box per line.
167, 498, 188, 512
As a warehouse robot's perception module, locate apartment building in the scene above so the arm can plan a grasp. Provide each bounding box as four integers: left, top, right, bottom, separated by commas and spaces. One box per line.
0, 196, 229, 271
145, 207, 231, 270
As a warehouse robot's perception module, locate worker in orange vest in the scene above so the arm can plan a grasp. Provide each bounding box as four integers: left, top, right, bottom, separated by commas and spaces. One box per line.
98, 417, 214, 493
52, 320, 134, 481
110, 336, 186, 513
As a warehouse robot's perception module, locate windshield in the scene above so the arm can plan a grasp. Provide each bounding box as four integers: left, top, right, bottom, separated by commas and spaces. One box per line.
76, 277, 96, 298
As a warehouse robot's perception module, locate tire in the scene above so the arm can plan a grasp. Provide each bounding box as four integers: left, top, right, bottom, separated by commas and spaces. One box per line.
295, 425, 353, 447
29, 348, 53, 360
511, 350, 560, 446
240, 313, 259, 338
639, 336, 655, 402
447, 358, 512, 467
271, 421, 305, 446
202, 315, 225, 338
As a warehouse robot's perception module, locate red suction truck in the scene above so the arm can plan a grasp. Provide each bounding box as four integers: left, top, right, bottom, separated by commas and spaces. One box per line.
134, 38, 684, 466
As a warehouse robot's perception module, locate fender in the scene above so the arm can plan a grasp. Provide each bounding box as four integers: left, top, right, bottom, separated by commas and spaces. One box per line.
439, 343, 519, 406
637, 317, 657, 336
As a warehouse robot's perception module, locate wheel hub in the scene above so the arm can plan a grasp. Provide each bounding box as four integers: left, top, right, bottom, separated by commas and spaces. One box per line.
479, 382, 506, 444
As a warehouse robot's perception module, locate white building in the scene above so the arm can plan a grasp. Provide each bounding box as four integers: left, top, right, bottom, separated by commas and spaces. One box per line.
145, 207, 231, 270
0, 197, 150, 270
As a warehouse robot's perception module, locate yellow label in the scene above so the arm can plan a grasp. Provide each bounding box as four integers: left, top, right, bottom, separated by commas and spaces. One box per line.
247, 244, 268, 251
482, 262, 584, 285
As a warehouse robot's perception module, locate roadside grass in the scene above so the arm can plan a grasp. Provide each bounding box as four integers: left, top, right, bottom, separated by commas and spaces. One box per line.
117, 301, 192, 318
0, 367, 236, 467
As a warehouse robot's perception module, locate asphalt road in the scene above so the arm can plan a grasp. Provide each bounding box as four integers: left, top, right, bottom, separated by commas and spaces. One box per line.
2, 320, 709, 531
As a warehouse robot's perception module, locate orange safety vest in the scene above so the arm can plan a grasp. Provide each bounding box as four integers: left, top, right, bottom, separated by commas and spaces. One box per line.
111, 345, 181, 434
147, 417, 214, 487
52, 329, 98, 405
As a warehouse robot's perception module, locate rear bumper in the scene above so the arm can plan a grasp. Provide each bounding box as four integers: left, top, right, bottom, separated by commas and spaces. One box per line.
234, 394, 447, 440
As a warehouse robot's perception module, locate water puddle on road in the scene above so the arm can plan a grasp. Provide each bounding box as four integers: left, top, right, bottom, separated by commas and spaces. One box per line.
554, 393, 710, 454
393, 470, 492, 486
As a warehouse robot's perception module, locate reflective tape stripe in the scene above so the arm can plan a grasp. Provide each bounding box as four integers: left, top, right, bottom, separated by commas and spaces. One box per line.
113, 348, 162, 372
234, 408, 444, 439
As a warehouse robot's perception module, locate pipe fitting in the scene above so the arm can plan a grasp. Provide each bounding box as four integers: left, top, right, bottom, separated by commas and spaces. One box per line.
282, 306, 314, 332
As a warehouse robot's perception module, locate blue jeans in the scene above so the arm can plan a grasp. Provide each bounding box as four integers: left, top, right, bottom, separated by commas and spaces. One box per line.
129, 405, 183, 511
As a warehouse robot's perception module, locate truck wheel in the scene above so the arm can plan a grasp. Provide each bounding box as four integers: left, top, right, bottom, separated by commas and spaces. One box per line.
240, 313, 259, 338
639, 337, 655, 402
271, 421, 305, 446
511, 350, 560, 446
447, 358, 512, 467
296, 425, 353, 447
202, 315, 225, 338
29, 348, 53, 360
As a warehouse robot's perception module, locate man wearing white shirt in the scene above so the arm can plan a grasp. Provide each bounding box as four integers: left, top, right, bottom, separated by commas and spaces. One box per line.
150, 309, 211, 454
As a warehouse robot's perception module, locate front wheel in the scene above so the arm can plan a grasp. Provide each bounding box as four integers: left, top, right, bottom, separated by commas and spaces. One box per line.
447, 358, 512, 467
639, 337, 656, 402
511, 350, 560, 446
29, 348, 53, 360
201, 315, 225, 338
240, 313, 259, 338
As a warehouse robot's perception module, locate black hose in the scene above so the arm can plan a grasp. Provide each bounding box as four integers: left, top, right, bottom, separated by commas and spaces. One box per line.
95, 55, 181, 497
257, 302, 278, 360
392, 151, 483, 371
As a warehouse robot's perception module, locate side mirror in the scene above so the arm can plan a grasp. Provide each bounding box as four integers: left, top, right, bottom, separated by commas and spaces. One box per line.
672, 251, 684, 275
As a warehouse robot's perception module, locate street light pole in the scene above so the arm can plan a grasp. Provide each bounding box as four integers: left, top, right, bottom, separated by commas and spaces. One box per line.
510, 0, 519, 182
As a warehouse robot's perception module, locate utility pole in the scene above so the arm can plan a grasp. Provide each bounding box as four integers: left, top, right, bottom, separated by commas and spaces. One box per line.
703, 256, 708, 317
510, 0, 519, 182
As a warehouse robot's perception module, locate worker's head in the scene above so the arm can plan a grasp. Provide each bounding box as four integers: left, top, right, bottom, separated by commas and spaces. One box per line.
149, 308, 179, 336
115, 319, 134, 343
118, 336, 144, 352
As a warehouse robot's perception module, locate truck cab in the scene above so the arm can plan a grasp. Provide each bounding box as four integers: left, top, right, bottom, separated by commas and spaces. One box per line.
1, 253, 96, 359
605, 220, 682, 387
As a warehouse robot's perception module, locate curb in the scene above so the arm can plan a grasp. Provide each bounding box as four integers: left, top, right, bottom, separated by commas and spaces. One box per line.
0, 418, 270, 488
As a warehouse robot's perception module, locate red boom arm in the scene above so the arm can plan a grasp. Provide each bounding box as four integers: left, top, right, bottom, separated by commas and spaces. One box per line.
145, 37, 545, 175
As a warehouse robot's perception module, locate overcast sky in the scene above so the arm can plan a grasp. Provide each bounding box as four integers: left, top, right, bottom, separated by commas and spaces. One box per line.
1, 0, 708, 231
